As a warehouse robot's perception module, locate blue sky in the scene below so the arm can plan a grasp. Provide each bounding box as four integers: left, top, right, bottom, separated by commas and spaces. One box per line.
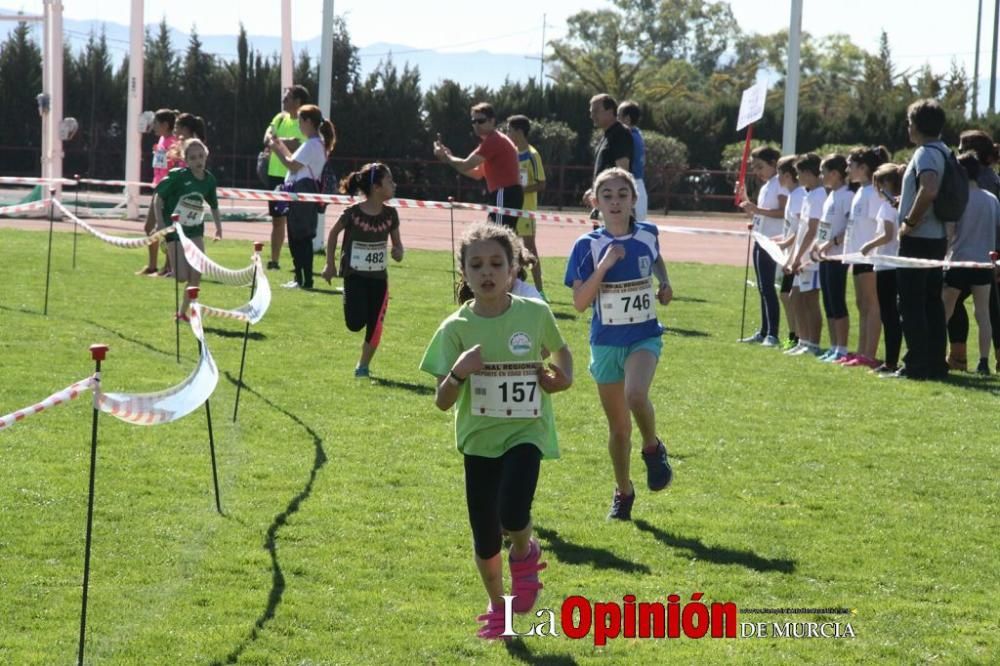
0, 1, 988, 100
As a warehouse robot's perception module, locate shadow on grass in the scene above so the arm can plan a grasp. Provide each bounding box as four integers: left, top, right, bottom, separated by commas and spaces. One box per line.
0, 304, 44, 316
672, 295, 708, 303
213, 372, 328, 666
303, 286, 343, 297
939, 373, 1000, 396
369, 376, 435, 396
551, 311, 577, 321
505, 638, 579, 665
82, 318, 177, 359
663, 327, 710, 338
534, 526, 651, 575
203, 326, 266, 341
633, 520, 795, 574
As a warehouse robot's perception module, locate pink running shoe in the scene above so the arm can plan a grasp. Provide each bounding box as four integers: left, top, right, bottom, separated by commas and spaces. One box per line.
509, 539, 547, 614
844, 355, 879, 368
833, 353, 857, 365
476, 604, 510, 640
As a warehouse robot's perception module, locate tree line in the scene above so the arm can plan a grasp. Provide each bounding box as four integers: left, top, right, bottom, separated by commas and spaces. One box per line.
0, 0, 988, 210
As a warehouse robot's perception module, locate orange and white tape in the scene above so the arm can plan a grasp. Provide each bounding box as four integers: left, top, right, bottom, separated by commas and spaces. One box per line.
0, 200, 51, 217
0, 376, 98, 432
96, 304, 218, 426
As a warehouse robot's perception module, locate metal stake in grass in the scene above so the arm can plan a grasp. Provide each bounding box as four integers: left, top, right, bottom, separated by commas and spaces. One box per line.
448, 196, 457, 303
78, 342, 108, 666
739, 221, 753, 341
188, 286, 223, 514
43, 186, 57, 315
171, 213, 181, 364
72, 174, 80, 269
233, 241, 263, 422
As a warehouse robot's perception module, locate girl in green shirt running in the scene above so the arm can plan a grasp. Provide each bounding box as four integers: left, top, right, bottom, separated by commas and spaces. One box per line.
420, 223, 573, 640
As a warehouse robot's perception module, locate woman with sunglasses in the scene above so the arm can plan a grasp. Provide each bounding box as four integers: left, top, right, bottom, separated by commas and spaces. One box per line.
433, 102, 523, 230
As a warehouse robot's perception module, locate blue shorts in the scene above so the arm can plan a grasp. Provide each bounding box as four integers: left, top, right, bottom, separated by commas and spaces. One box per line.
589, 336, 663, 384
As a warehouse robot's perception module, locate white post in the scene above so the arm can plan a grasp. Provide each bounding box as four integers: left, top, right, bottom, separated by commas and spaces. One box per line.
40, 0, 51, 184
782, 0, 803, 155
49, 0, 64, 196
315, 0, 334, 252
281, 0, 293, 95
124, 0, 144, 219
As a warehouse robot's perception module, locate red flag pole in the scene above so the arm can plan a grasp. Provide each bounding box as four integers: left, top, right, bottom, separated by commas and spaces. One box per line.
734, 123, 754, 206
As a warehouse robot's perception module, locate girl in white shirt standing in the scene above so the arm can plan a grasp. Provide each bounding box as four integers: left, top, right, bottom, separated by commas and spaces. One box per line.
861, 163, 904, 374
842, 146, 890, 368
815, 154, 853, 362
739, 146, 789, 347
268, 104, 335, 289
775, 156, 807, 351
785, 153, 825, 356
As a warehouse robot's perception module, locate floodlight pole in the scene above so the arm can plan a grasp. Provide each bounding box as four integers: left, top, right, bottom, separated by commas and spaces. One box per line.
974, 0, 983, 117
124, 0, 144, 219
315, 0, 335, 253
781, 0, 803, 155
48, 0, 64, 197
990, 0, 999, 113
281, 0, 293, 95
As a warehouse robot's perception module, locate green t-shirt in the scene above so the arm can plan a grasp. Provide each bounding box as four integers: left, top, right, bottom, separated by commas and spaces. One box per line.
156, 167, 219, 240
419, 296, 566, 459
267, 112, 306, 178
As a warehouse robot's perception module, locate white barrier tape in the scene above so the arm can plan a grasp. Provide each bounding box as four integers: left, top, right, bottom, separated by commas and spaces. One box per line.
750, 230, 997, 271
174, 224, 257, 286
0, 376, 98, 432
77, 178, 153, 189
54, 200, 173, 248
198, 257, 271, 325
0, 200, 50, 217
661, 224, 749, 238
0, 176, 76, 187
96, 304, 218, 425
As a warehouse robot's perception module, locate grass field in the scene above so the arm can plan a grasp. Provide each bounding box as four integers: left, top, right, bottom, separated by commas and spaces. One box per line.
0, 227, 997, 665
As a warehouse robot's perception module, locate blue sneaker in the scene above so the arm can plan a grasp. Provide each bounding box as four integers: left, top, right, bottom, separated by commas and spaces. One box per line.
607, 483, 636, 521
641, 439, 673, 491
354, 366, 370, 378
816, 349, 835, 362
823, 351, 847, 363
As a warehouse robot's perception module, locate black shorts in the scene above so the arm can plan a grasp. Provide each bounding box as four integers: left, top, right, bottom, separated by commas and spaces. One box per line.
852, 263, 874, 276
488, 184, 524, 230
945, 267, 993, 290
780, 273, 794, 294
268, 175, 286, 218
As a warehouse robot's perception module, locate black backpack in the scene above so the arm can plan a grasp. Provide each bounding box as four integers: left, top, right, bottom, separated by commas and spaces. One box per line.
922, 143, 969, 222
316, 156, 338, 213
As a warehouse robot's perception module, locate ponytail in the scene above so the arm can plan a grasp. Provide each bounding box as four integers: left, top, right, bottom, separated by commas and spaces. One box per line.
339, 162, 388, 196
319, 119, 336, 155
177, 113, 207, 141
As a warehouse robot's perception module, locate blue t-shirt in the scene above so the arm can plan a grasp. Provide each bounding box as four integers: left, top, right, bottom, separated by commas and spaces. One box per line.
630, 127, 645, 181
564, 221, 664, 346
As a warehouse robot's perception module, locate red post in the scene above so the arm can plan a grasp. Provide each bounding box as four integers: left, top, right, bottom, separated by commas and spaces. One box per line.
734, 123, 754, 206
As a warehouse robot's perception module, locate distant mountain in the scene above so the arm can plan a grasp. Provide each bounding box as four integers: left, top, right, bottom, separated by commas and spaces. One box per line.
0, 14, 540, 90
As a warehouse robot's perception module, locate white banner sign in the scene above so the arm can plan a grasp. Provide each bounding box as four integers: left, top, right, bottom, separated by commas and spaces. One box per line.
737, 81, 768, 131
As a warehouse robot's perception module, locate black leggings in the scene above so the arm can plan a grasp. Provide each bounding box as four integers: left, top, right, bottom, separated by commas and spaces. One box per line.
947, 281, 1000, 350
877, 270, 903, 367
820, 260, 849, 319
343, 274, 388, 346
752, 242, 780, 338
464, 443, 541, 559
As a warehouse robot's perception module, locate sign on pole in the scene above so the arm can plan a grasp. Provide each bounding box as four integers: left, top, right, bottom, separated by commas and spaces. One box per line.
736, 80, 768, 132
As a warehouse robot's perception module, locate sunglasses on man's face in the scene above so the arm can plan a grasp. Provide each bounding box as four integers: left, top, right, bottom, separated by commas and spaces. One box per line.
471, 117, 490, 125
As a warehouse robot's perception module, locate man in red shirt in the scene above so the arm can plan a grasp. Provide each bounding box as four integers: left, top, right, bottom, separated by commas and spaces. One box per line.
434, 102, 523, 229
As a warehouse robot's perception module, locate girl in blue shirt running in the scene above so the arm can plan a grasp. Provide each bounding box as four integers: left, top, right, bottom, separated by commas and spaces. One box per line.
565, 167, 673, 521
